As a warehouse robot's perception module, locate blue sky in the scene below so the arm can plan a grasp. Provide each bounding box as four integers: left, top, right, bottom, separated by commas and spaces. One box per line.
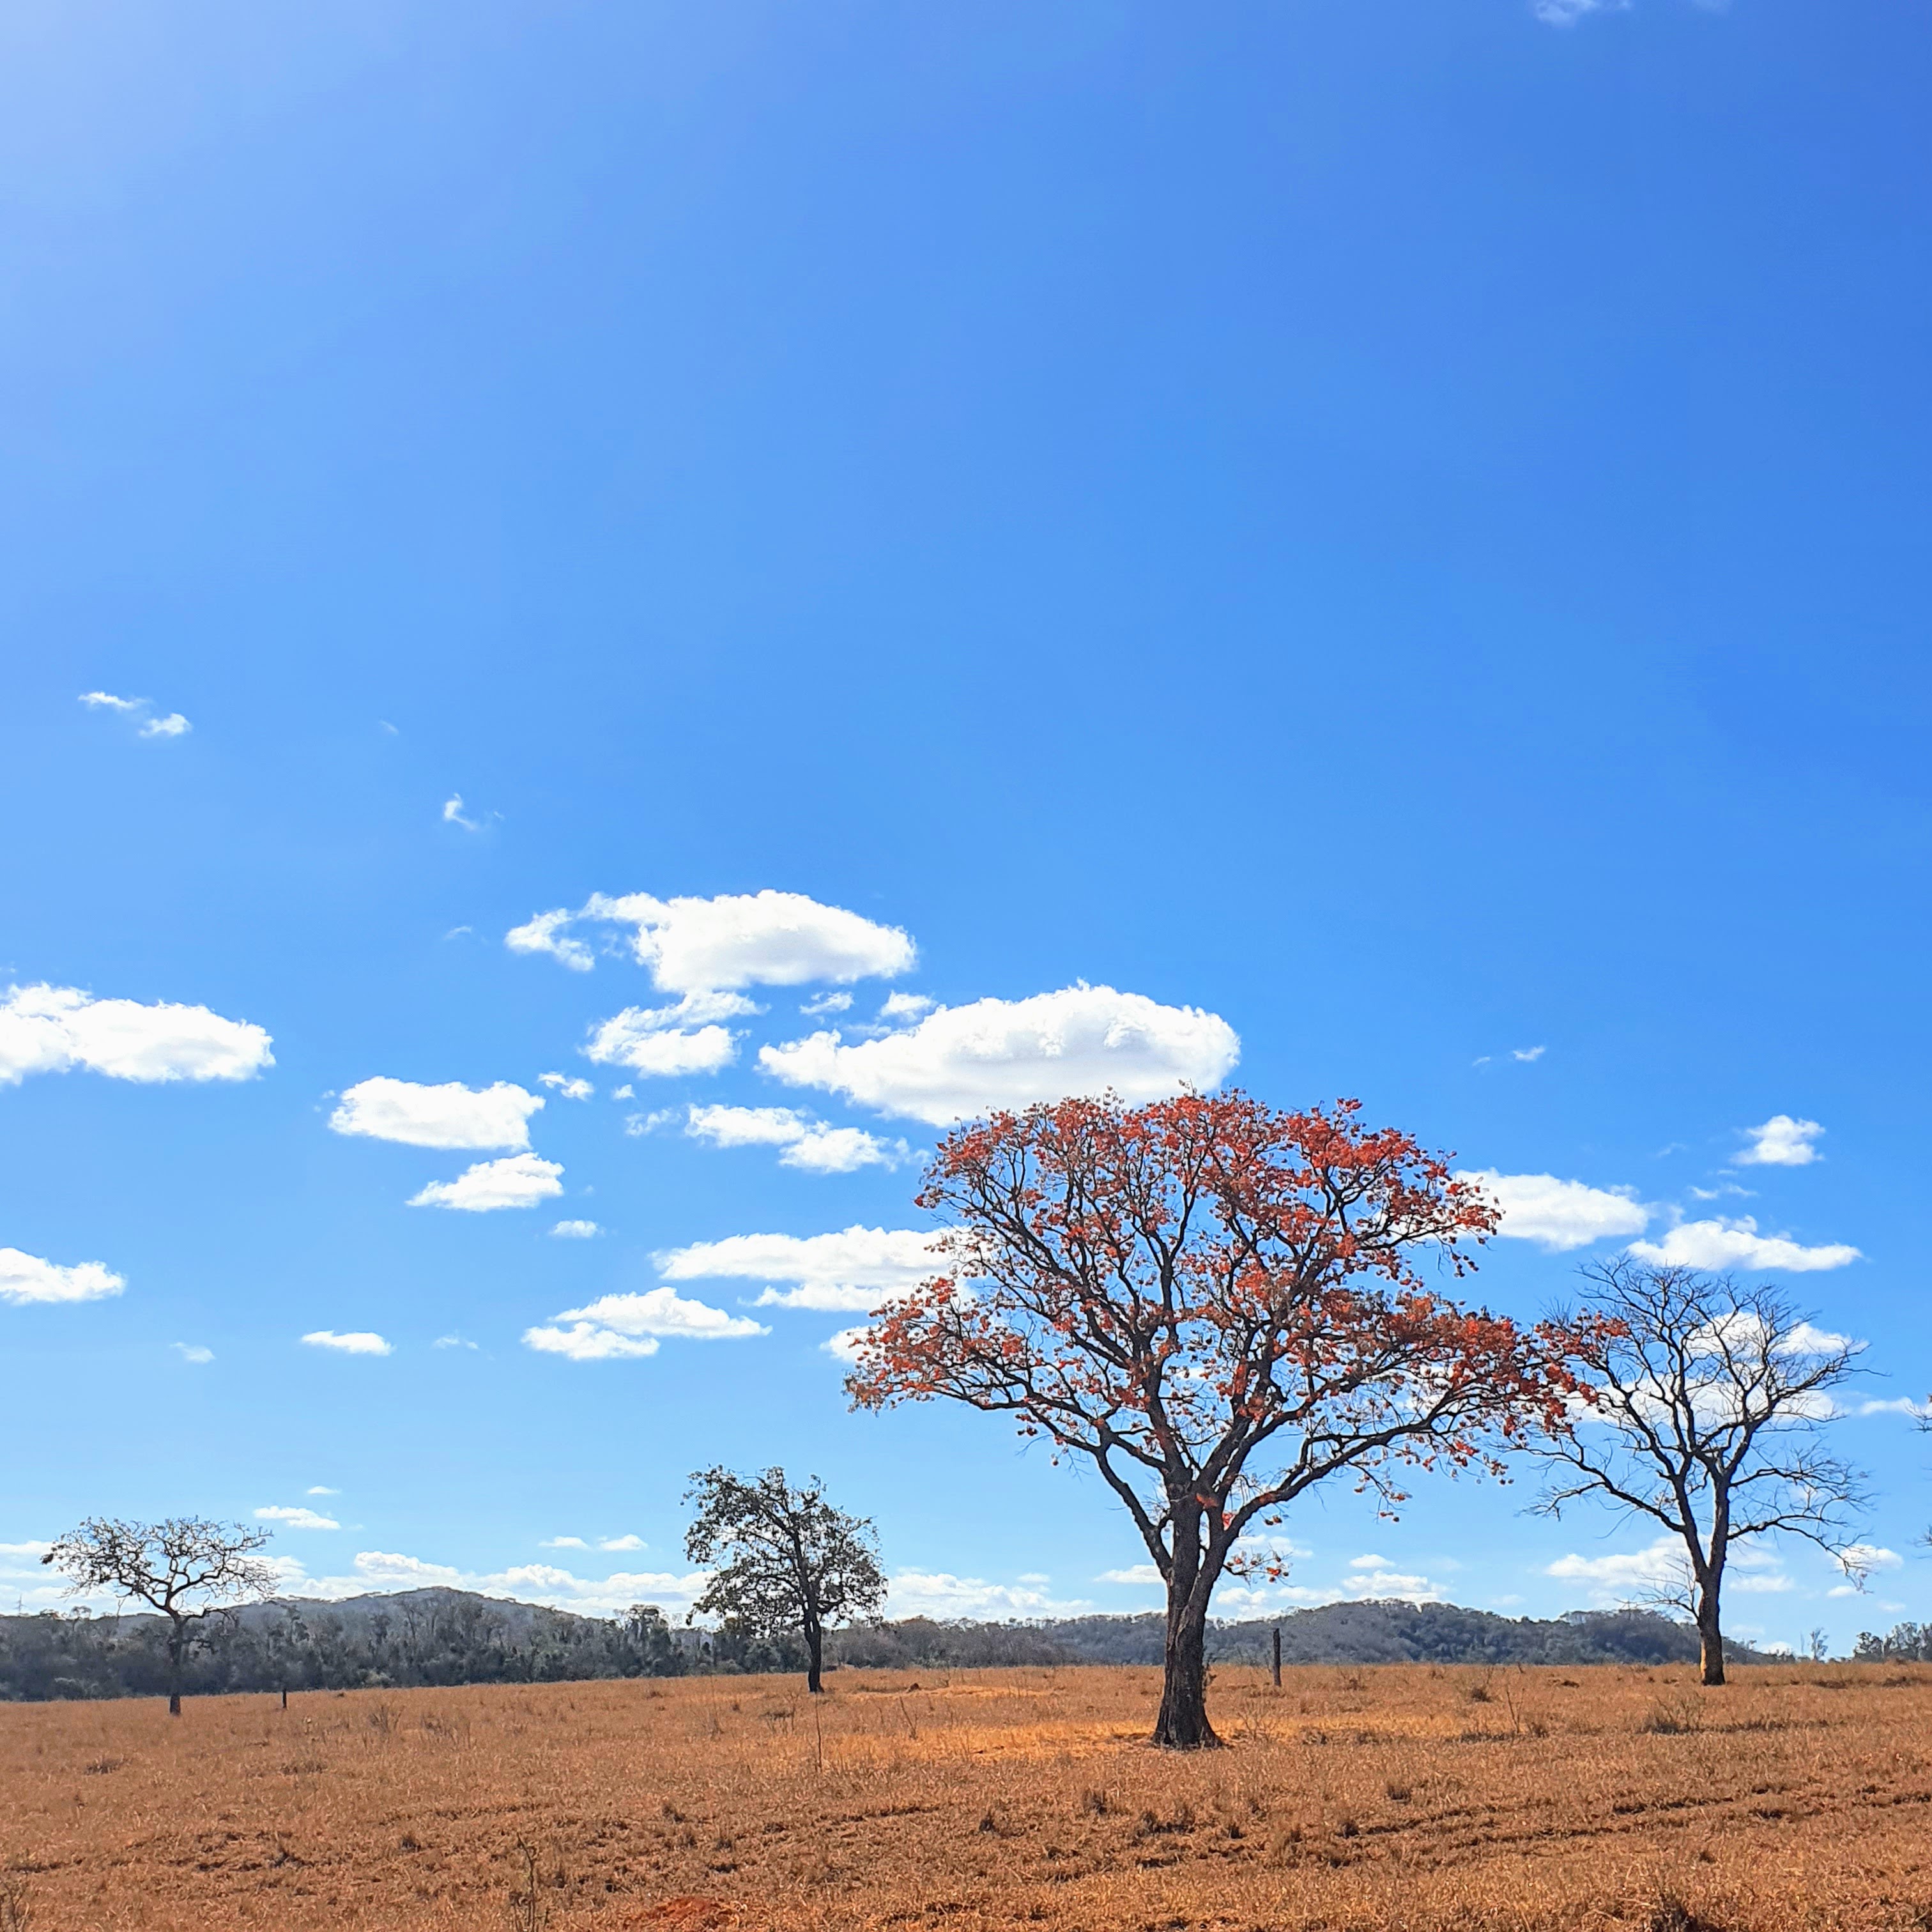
4, 0, 1929, 1650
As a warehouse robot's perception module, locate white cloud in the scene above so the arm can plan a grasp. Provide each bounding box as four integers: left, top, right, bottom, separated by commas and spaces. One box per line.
1777, 1321, 1855, 1356
302, 1330, 392, 1356
661, 1225, 946, 1312
1730, 1572, 1795, 1595
505, 908, 594, 972
172, 1342, 214, 1364
0, 1247, 125, 1305
408, 1153, 564, 1211
1547, 1538, 1687, 1602
1511, 1045, 1546, 1062
1533, 0, 1629, 22
524, 1323, 661, 1360
599, 1534, 647, 1552
1857, 1397, 1929, 1418
540, 1537, 590, 1549
329, 1077, 542, 1151
1339, 1553, 1443, 1603
524, 1286, 767, 1361
885, 1569, 1090, 1618
582, 995, 753, 1078
1097, 1563, 1163, 1586
256, 1506, 340, 1531
80, 691, 192, 737
432, 1334, 477, 1350
1840, 1544, 1903, 1574
1737, 1115, 1825, 1168
760, 981, 1240, 1126
1628, 1216, 1860, 1273
0, 983, 272, 1085
550, 1219, 604, 1239
306, 1486, 340, 1496
824, 1324, 869, 1361
801, 991, 853, 1016
539, 1073, 594, 1101
270, 1549, 712, 1618
684, 1103, 912, 1174
507, 889, 916, 992
878, 992, 935, 1025
442, 793, 482, 831
1459, 1171, 1650, 1251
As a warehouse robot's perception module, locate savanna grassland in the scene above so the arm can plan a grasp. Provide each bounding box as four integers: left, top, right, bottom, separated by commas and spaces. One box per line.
6, 1663, 1932, 1932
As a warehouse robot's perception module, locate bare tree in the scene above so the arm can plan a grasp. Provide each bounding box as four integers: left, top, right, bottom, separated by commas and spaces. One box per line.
684, 1468, 886, 1693
42, 1517, 277, 1714
1537, 1259, 1867, 1687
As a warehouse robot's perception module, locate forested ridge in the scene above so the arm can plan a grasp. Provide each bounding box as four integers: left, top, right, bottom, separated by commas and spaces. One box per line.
0, 1589, 1778, 1701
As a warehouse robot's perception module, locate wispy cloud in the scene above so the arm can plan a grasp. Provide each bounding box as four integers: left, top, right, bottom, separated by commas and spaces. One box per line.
79, 691, 192, 738
171, 1342, 214, 1365
301, 1330, 392, 1356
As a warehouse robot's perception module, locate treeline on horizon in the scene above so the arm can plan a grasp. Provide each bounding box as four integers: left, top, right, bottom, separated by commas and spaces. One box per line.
0, 1586, 1860, 1704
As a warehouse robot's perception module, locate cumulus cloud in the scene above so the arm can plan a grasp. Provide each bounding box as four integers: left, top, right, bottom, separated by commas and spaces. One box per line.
301, 1330, 392, 1356
1097, 1563, 1163, 1586
885, 1569, 1090, 1618
524, 1286, 767, 1361
684, 1104, 913, 1174
265, 1548, 712, 1618
1462, 1170, 1650, 1251
540, 1536, 590, 1550
0, 983, 272, 1085
172, 1342, 214, 1364
329, 1077, 542, 1151
550, 1219, 604, 1239
432, 1335, 477, 1350
80, 691, 192, 737
823, 1325, 869, 1361
801, 992, 854, 1017
255, 1505, 340, 1531
1338, 1553, 1444, 1604
507, 889, 915, 991
0, 1248, 125, 1306
1737, 1115, 1825, 1167
1511, 1046, 1546, 1062
661, 1225, 946, 1313
1547, 1538, 1687, 1602
1839, 1544, 1903, 1575
760, 982, 1239, 1126
408, 1153, 564, 1211
582, 995, 753, 1078
539, 1073, 594, 1101
599, 1534, 647, 1552
1628, 1216, 1860, 1273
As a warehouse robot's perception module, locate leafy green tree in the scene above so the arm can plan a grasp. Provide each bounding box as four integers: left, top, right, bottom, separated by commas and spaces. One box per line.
684, 1468, 886, 1692
42, 1517, 277, 1715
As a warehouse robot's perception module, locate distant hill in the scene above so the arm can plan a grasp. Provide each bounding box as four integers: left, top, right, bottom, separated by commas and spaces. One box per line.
0, 1586, 1772, 1701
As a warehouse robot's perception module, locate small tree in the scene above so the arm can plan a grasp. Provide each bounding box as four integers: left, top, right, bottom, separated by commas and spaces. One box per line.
847, 1092, 1580, 1748
684, 1468, 886, 1693
42, 1517, 277, 1714
1537, 1259, 1867, 1687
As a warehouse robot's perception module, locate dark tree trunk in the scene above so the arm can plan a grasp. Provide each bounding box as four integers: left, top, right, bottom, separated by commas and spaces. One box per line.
167, 1624, 185, 1717
1697, 1589, 1726, 1687
1151, 1545, 1222, 1749
805, 1618, 824, 1695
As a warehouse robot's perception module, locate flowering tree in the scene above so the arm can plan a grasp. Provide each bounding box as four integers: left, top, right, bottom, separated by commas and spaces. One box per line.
1534, 1259, 1868, 1687
846, 1092, 1577, 1748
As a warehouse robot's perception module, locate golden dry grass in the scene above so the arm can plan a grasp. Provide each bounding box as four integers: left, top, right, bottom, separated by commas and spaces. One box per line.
6, 1663, 1932, 1931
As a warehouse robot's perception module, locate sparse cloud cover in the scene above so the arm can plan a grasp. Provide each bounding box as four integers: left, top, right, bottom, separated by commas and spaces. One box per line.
523, 1286, 768, 1361
442, 793, 484, 830
408, 1153, 564, 1211
301, 1330, 392, 1356
1532, 0, 1630, 23
266, 1549, 712, 1618
329, 1077, 542, 1150
884, 1569, 1090, 1619
1546, 1538, 1688, 1602
582, 993, 753, 1078
1463, 1170, 1650, 1251
539, 1073, 594, 1100
0, 984, 272, 1085
1737, 1114, 1826, 1167
1629, 1217, 1860, 1272
79, 691, 191, 737
256, 1505, 340, 1530
684, 1103, 914, 1173
172, 1342, 214, 1364
550, 1218, 603, 1239
660, 1225, 944, 1312
507, 889, 915, 990
0, 1247, 125, 1305
760, 982, 1239, 1125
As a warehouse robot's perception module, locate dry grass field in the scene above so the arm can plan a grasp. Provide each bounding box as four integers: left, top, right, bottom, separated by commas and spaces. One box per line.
6, 1662, 1932, 1932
